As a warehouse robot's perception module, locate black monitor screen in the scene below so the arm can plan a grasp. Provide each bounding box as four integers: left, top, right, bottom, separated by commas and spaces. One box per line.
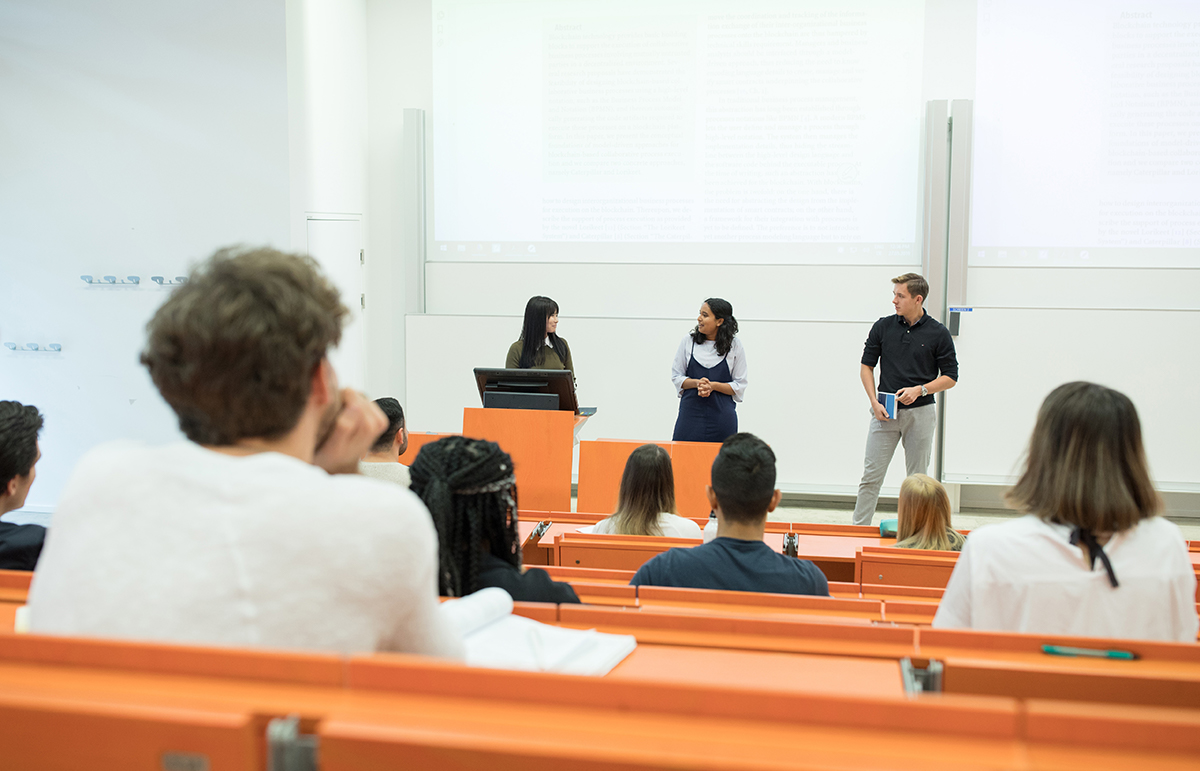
473, 368, 579, 413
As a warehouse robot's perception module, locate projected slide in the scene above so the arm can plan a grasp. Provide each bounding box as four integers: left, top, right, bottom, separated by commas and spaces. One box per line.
431, 0, 925, 263
971, 0, 1200, 268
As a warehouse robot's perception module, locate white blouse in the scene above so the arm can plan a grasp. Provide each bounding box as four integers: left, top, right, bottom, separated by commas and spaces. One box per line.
593, 513, 703, 539
671, 336, 748, 402
933, 514, 1199, 643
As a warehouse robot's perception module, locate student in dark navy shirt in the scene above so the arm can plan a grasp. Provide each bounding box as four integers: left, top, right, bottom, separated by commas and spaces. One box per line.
631, 433, 828, 596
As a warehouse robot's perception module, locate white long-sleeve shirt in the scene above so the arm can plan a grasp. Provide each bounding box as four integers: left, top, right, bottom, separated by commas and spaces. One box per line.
933, 514, 1199, 643
671, 335, 748, 402
29, 440, 464, 658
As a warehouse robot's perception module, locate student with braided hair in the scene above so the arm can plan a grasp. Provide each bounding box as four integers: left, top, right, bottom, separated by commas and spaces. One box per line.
410, 436, 579, 604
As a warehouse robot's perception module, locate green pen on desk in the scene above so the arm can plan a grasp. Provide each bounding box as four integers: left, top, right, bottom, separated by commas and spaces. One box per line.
1041, 644, 1139, 660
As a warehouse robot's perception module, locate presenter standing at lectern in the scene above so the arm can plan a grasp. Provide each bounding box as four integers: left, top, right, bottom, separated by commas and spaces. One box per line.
851, 273, 958, 526
671, 298, 747, 443
506, 296, 575, 375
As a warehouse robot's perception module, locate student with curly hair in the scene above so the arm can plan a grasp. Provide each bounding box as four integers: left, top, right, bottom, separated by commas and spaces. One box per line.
410, 436, 579, 603
671, 298, 747, 443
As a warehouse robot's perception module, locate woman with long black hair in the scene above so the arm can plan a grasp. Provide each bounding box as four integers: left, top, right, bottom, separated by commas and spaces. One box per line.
505, 296, 574, 373
670, 298, 747, 443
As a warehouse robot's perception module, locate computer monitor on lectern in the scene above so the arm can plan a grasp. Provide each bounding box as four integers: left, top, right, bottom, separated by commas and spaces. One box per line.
473, 368, 580, 413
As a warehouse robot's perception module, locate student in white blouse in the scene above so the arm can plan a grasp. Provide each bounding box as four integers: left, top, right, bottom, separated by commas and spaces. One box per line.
933, 382, 1199, 643
593, 444, 702, 538
671, 298, 748, 443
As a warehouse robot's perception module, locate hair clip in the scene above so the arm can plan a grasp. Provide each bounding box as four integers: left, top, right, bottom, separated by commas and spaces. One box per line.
150, 276, 189, 286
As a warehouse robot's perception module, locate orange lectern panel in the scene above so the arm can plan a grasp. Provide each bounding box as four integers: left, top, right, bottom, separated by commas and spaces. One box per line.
462, 408, 573, 512
577, 439, 671, 515
397, 432, 458, 466
669, 441, 722, 518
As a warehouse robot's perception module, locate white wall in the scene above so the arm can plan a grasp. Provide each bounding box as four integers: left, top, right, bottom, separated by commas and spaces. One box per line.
1, 0, 375, 514
363, 0, 434, 402
0, 0, 292, 514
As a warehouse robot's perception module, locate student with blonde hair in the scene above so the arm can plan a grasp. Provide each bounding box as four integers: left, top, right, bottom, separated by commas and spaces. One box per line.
934, 381, 1198, 642
593, 444, 701, 538
894, 474, 965, 552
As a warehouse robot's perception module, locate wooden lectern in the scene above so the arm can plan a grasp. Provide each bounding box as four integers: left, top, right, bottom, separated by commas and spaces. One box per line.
461, 407, 586, 511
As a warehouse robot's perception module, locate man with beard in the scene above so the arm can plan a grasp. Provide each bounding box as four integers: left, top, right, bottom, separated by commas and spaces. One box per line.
28, 247, 462, 659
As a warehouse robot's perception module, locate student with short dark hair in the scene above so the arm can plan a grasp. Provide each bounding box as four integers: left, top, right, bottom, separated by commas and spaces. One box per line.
0, 400, 47, 570
359, 397, 410, 487
410, 436, 579, 604
934, 382, 1198, 641
28, 247, 463, 657
630, 433, 828, 595
593, 444, 701, 538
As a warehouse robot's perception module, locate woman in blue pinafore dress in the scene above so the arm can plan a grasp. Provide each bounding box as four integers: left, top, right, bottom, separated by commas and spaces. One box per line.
671, 298, 747, 442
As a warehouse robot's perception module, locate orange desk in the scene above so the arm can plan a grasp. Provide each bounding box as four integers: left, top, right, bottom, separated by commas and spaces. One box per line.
2, 627, 1199, 768
859, 547, 960, 589
796, 534, 896, 583
462, 407, 581, 511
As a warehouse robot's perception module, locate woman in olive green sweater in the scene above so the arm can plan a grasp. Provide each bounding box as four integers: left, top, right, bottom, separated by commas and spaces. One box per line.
506, 296, 574, 372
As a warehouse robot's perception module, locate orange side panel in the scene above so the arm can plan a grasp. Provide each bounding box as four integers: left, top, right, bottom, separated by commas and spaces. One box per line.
577, 440, 670, 517
539, 565, 637, 583
0, 570, 33, 590
943, 657, 1200, 709
0, 694, 258, 771
666, 441, 721, 519
463, 408, 574, 512
0, 634, 344, 686
396, 432, 458, 466
859, 559, 956, 589
511, 602, 559, 623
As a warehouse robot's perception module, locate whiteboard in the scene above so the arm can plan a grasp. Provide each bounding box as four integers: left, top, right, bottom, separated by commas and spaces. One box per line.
942, 306, 1200, 492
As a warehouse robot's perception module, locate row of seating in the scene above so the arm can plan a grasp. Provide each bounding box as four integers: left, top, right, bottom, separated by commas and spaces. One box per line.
520, 513, 1200, 601
1, 606, 1199, 770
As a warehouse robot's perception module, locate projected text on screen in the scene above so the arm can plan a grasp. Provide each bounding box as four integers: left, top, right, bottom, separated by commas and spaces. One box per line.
431, 0, 925, 264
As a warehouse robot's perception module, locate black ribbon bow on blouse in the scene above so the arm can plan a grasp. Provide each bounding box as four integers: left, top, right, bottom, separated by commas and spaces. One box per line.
1070, 527, 1119, 588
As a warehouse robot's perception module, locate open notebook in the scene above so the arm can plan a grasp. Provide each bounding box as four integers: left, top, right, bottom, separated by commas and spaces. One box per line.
440, 588, 636, 676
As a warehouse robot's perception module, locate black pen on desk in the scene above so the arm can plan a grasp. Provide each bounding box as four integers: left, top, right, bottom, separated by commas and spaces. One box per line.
1042, 644, 1139, 660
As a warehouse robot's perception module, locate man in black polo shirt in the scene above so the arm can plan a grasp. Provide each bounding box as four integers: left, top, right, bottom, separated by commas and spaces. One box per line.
630, 433, 828, 596
851, 273, 958, 526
